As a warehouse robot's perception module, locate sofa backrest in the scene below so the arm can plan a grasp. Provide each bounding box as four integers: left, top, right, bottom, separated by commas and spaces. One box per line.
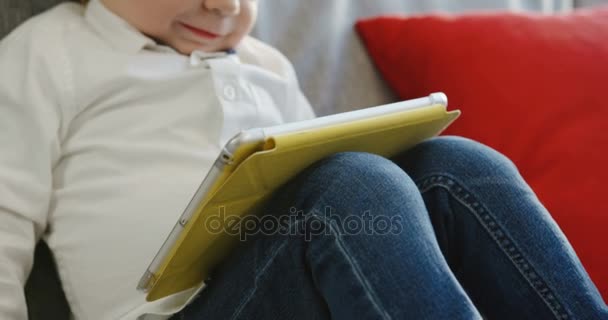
251, 0, 572, 116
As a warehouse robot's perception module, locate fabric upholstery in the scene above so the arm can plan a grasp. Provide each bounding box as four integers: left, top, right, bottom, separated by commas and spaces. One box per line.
251, 0, 570, 116
356, 6, 608, 300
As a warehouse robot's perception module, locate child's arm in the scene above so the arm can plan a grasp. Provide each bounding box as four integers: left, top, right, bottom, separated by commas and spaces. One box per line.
0, 19, 72, 319
283, 56, 318, 122
239, 36, 317, 122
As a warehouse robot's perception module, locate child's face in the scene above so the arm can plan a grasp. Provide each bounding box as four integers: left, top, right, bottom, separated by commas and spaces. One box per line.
101, 0, 257, 54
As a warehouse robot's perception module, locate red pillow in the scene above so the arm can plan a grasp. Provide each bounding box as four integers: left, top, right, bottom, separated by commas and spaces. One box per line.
356, 7, 608, 300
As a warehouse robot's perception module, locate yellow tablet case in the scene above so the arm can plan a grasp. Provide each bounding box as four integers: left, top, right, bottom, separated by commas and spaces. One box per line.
146, 103, 460, 301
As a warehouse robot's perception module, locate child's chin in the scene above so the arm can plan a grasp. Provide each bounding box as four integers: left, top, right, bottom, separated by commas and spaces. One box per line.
177, 42, 222, 55
175, 44, 208, 56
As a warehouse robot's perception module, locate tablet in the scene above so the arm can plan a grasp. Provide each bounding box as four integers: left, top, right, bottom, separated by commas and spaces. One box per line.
137, 92, 458, 300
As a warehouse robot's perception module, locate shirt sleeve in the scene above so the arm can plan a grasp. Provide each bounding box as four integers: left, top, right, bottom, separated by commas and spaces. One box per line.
280, 53, 318, 122
238, 36, 317, 122
0, 22, 67, 319
292, 79, 317, 121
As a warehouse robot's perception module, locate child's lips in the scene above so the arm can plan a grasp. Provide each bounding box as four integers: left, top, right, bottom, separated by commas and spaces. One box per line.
180, 23, 220, 39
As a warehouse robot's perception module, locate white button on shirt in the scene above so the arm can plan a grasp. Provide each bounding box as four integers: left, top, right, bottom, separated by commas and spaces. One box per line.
223, 85, 237, 101
0, 1, 316, 319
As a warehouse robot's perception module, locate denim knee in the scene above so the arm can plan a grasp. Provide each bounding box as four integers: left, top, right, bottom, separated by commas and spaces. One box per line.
394, 136, 522, 184
289, 151, 421, 218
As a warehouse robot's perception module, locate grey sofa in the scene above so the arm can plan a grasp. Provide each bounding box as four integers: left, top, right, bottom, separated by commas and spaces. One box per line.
1, 0, 572, 318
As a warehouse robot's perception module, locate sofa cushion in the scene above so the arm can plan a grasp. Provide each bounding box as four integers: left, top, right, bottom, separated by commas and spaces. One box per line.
356, 6, 608, 300
251, 0, 569, 116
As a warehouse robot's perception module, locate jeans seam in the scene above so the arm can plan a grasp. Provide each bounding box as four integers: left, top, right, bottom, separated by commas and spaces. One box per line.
229, 156, 369, 320
308, 211, 393, 320
416, 174, 570, 320
303, 155, 392, 319
229, 237, 290, 320
229, 212, 392, 320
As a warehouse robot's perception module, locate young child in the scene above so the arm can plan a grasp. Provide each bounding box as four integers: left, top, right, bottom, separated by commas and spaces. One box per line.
0, 1, 605, 319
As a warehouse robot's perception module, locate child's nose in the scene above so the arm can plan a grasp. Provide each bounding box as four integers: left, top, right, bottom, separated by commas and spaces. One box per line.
203, 0, 240, 16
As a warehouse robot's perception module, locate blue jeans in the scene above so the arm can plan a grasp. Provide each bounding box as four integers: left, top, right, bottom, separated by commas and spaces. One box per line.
171, 136, 607, 320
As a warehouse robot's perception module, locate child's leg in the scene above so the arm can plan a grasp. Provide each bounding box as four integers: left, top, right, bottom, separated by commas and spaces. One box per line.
172, 137, 607, 320
390, 136, 607, 319
173, 151, 482, 320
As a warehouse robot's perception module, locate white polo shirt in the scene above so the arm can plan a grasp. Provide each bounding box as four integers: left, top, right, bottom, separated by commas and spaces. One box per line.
0, 0, 316, 319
